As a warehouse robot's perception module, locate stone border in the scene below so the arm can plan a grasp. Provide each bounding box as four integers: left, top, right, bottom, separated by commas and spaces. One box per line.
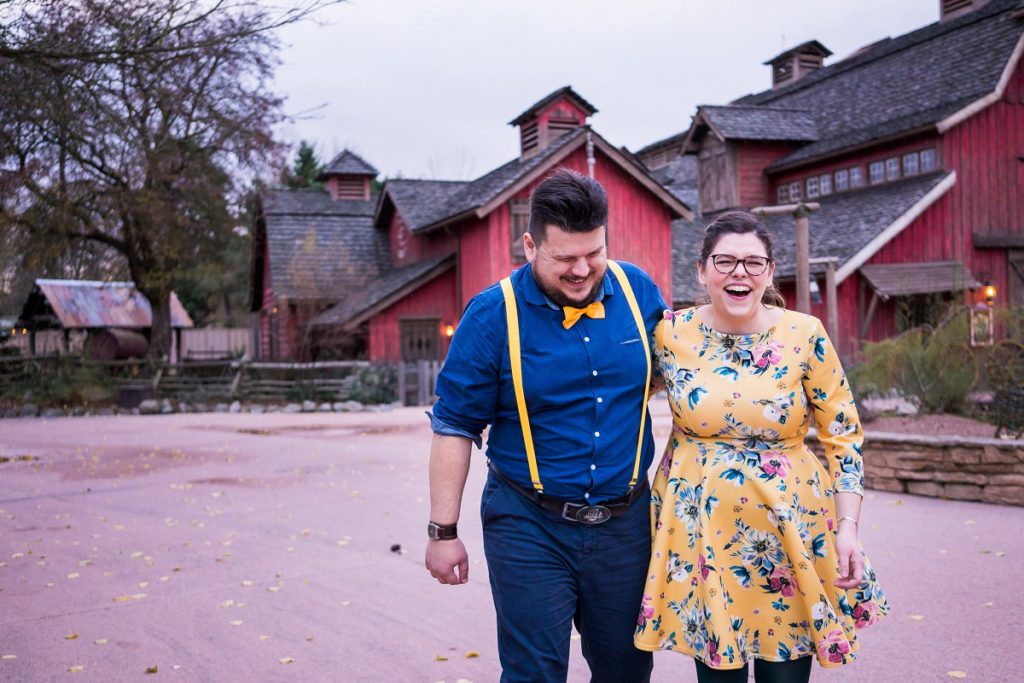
810, 431, 1024, 506
0, 399, 402, 419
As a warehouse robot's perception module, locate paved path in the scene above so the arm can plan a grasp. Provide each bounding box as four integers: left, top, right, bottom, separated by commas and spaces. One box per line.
0, 404, 1021, 682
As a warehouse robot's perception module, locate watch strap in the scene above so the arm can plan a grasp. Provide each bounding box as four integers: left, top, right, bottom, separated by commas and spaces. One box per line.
427, 521, 458, 540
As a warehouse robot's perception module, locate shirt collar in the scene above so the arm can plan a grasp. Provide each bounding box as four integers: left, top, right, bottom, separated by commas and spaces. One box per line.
515, 262, 615, 311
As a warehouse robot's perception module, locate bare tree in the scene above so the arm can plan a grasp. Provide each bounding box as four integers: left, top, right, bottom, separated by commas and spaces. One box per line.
0, 0, 340, 359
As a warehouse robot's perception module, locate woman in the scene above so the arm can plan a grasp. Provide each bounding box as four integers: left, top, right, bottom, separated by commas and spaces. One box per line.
634, 211, 888, 682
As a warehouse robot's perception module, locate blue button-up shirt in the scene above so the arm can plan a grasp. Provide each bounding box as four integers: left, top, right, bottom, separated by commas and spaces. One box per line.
430, 261, 667, 502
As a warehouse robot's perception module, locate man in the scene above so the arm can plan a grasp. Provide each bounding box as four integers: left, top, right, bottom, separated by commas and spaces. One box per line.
424, 169, 666, 683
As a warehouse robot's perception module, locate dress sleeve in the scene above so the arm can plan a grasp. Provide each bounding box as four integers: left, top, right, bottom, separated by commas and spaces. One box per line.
801, 318, 865, 497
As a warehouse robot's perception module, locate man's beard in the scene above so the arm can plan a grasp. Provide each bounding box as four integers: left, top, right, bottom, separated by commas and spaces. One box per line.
533, 270, 604, 308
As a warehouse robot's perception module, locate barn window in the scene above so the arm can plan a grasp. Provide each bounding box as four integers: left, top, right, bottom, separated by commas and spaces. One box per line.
850, 166, 865, 188
510, 200, 530, 262
834, 169, 849, 192
886, 157, 900, 181
788, 181, 802, 201
819, 173, 833, 196
777, 184, 789, 204
903, 152, 920, 176
869, 161, 885, 185
806, 176, 820, 198
920, 148, 937, 172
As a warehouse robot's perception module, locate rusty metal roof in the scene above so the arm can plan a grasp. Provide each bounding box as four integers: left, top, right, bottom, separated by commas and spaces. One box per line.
22, 279, 194, 329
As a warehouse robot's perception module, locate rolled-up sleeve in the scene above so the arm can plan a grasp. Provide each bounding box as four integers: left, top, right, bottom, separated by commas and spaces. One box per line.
430, 292, 503, 448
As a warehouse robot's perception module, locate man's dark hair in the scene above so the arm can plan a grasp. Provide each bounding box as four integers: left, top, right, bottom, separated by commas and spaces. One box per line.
528, 169, 608, 243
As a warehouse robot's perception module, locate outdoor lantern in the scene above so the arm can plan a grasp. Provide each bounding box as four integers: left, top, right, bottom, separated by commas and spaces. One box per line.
443, 322, 456, 338
983, 283, 997, 306
809, 277, 822, 305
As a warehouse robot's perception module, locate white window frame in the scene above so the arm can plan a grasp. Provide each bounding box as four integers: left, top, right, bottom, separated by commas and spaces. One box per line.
789, 181, 802, 201
869, 161, 885, 185
920, 148, 937, 172
834, 169, 849, 192
777, 184, 789, 204
806, 176, 820, 198
850, 166, 865, 188
886, 157, 900, 181
903, 152, 919, 176
819, 173, 832, 196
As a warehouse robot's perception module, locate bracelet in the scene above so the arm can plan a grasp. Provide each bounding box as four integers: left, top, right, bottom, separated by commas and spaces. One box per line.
838, 515, 858, 526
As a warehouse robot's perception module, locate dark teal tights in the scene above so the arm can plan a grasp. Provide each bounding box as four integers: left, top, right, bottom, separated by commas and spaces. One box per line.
695, 656, 812, 683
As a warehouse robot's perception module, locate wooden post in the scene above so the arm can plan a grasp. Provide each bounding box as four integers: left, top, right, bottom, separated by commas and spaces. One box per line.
809, 257, 839, 342
794, 205, 811, 314
397, 361, 407, 406
750, 202, 821, 315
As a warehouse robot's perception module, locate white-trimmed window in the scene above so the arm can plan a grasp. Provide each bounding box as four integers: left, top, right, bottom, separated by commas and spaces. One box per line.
903, 152, 919, 176
789, 181, 802, 201
869, 161, 885, 185
834, 169, 849, 192
886, 157, 900, 181
806, 176, 820, 198
850, 166, 865, 188
819, 173, 832, 196
920, 148, 937, 172
777, 184, 789, 204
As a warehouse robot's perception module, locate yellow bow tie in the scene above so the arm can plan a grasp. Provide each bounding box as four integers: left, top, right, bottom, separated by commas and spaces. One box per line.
562, 301, 605, 329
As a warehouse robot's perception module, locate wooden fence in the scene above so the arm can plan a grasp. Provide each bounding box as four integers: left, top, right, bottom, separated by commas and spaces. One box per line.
0, 356, 442, 406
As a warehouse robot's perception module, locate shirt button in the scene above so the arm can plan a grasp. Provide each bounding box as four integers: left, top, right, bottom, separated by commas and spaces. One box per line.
592, 370, 598, 376
590, 464, 597, 471
597, 397, 603, 404
584, 336, 590, 342
584, 492, 591, 499
594, 431, 600, 438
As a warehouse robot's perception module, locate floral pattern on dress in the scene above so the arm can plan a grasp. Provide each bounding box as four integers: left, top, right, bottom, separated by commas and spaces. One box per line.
635, 308, 889, 670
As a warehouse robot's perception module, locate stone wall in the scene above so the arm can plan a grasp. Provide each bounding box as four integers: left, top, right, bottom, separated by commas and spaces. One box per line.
809, 432, 1024, 506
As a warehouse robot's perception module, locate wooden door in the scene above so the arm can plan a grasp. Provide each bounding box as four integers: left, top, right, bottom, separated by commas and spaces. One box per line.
1009, 250, 1024, 310
400, 318, 440, 362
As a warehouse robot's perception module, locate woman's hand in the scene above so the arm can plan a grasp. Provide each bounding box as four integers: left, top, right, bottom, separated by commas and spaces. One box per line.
833, 521, 864, 590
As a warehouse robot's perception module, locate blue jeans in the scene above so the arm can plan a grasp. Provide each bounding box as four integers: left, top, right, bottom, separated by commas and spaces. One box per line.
481, 471, 654, 683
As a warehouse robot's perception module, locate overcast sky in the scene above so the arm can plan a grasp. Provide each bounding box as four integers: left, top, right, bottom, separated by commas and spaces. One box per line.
272, 0, 941, 180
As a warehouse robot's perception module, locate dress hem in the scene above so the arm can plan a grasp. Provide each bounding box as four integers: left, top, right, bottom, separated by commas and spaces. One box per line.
633, 642, 861, 670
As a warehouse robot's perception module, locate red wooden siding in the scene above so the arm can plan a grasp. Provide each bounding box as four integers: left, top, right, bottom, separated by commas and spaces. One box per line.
388, 210, 457, 267
367, 269, 458, 362
736, 142, 797, 207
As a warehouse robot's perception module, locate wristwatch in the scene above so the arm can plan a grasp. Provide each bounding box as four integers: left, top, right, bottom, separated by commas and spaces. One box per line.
427, 521, 458, 540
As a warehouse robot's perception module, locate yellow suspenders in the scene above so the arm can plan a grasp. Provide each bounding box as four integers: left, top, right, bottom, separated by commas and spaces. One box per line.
499, 260, 652, 494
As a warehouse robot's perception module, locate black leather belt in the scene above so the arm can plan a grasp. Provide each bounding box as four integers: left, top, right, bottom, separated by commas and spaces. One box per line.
489, 464, 649, 525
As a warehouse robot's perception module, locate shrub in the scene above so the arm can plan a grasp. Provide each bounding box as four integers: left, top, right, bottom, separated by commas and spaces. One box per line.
850, 308, 978, 414
348, 364, 397, 405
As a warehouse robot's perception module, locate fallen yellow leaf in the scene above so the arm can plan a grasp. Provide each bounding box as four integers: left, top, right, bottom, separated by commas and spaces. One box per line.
241, 580, 254, 587
995, 551, 1006, 557
434, 655, 449, 661
465, 650, 480, 658
220, 600, 235, 608
982, 601, 994, 608
259, 635, 270, 641
267, 586, 280, 593
145, 665, 158, 674
67, 573, 80, 580
947, 672, 967, 679
64, 634, 79, 640
94, 639, 108, 645
278, 657, 294, 664
2, 654, 16, 660
909, 615, 925, 621
230, 620, 243, 626
68, 665, 85, 673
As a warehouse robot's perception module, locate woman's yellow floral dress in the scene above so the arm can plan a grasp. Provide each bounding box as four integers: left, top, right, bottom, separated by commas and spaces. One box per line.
634, 307, 889, 670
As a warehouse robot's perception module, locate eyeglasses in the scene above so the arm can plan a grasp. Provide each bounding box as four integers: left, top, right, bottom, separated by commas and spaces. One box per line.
710, 254, 771, 276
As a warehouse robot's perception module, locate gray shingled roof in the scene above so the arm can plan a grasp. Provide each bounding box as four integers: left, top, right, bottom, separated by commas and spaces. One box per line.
414, 127, 589, 232
263, 188, 377, 217
380, 179, 470, 232
509, 86, 598, 126
649, 154, 698, 188
310, 254, 455, 329
697, 105, 819, 142
319, 149, 378, 178
736, 0, 1024, 169
635, 130, 688, 157
671, 171, 954, 304
261, 188, 389, 302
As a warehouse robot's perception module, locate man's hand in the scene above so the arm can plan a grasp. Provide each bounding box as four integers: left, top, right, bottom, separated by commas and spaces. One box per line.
425, 538, 469, 584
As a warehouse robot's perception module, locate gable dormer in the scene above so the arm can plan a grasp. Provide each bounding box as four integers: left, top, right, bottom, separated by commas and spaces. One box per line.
509, 86, 597, 160
764, 40, 832, 89
317, 150, 378, 201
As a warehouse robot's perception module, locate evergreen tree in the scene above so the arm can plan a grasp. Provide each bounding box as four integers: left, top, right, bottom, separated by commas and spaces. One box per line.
284, 141, 324, 188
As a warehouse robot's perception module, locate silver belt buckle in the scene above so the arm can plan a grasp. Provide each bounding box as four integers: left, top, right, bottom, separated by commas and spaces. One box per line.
568, 504, 612, 525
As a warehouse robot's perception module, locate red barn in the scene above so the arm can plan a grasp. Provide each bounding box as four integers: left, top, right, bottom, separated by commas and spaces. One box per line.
251, 88, 691, 362
638, 0, 1024, 357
